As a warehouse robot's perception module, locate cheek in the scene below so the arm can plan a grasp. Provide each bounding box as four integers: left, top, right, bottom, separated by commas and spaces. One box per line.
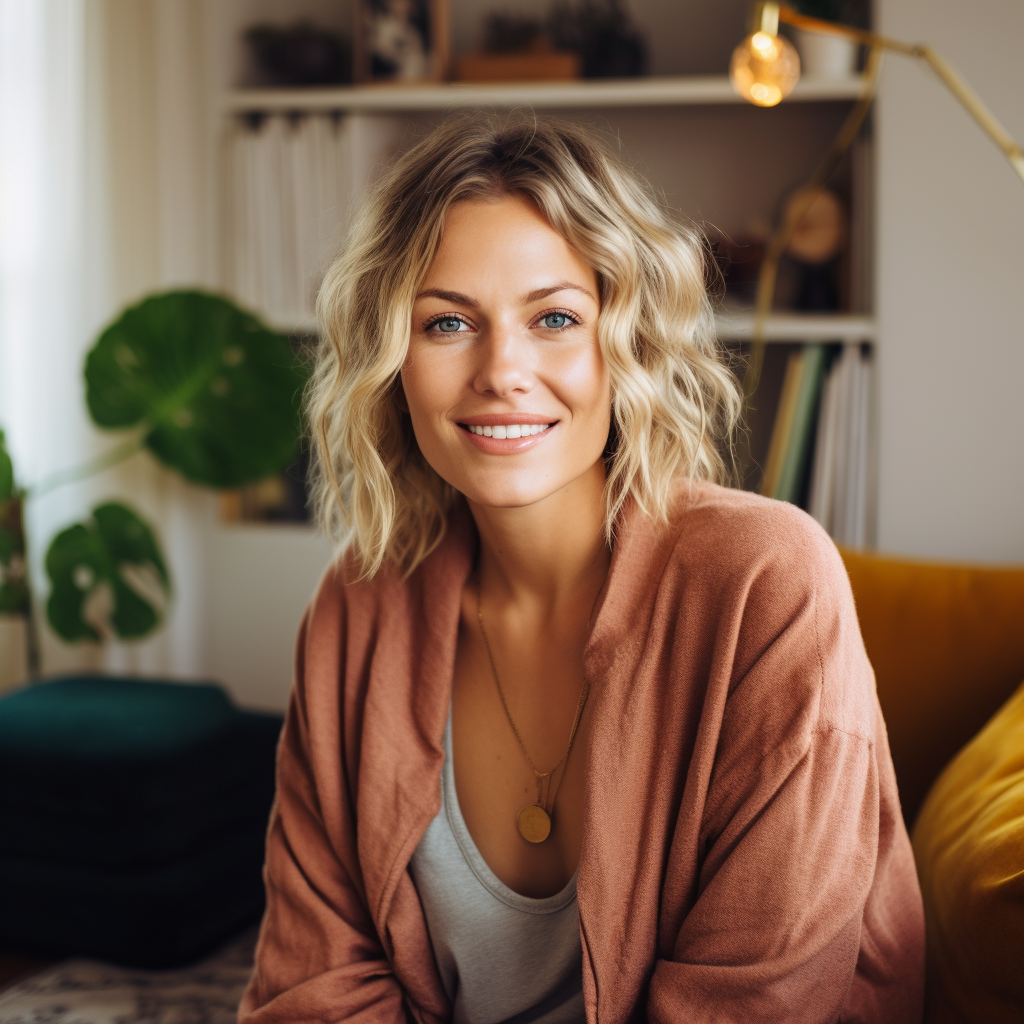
400, 345, 448, 425
554, 345, 611, 425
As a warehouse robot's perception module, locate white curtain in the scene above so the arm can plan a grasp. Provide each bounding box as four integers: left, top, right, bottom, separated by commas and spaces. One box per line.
0, 0, 213, 682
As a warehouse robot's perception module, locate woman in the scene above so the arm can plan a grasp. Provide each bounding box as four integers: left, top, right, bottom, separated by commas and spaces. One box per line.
239, 114, 924, 1024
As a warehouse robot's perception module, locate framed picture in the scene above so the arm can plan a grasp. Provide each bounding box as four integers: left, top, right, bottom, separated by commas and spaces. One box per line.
355, 0, 449, 84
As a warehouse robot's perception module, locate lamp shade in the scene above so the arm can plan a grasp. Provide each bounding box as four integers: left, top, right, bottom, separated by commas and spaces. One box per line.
730, 30, 801, 107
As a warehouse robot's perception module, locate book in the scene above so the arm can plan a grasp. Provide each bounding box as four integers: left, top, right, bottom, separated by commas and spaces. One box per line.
806, 343, 873, 546
775, 344, 828, 504
760, 349, 806, 498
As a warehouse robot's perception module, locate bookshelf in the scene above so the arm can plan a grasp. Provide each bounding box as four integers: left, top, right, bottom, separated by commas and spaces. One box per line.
217, 67, 877, 544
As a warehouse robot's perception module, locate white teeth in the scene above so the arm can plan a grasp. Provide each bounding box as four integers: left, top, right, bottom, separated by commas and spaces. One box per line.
467, 423, 551, 438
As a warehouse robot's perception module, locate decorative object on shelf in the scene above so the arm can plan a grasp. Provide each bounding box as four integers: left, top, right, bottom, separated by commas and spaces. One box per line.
782, 185, 847, 311
9, 292, 307, 662
484, 13, 544, 53
244, 21, 352, 86
791, 0, 865, 79
355, 0, 449, 83
547, 0, 647, 79
711, 220, 769, 307
456, 12, 579, 83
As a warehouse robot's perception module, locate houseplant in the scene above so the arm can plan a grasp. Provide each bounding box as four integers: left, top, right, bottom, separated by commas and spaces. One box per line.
2, 289, 307, 669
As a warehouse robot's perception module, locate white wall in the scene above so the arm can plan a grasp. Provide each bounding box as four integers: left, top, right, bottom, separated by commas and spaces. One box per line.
876, 0, 1024, 562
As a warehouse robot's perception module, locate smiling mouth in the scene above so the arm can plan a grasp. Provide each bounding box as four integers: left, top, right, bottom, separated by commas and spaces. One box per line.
459, 422, 554, 439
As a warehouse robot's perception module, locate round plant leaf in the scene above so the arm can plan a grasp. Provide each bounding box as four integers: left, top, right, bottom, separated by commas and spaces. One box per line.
0, 428, 13, 501
85, 291, 307, 488
45, 502, 171, 642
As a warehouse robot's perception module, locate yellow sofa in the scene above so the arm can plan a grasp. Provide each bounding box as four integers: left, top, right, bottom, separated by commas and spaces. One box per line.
839, 549, 1024, 1022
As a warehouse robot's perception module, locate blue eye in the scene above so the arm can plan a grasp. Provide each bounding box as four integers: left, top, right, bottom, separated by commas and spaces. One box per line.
542, 313, 569, 329
435, 317, 463, 333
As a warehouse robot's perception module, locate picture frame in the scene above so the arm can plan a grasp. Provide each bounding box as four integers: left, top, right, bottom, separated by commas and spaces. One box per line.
354, 0, 449, 84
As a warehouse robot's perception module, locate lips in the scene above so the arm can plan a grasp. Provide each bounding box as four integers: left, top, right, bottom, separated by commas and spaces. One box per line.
463, 422, 550, 439
456, 416, 558, 454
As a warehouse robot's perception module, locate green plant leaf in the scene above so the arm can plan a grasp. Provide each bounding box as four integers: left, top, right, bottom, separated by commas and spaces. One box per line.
0, 430, 13, 501
45, 502, 171, 642
0, 437, 28, 613
85, 290, 307, 488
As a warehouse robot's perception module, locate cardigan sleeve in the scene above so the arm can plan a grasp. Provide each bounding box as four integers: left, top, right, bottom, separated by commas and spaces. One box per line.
238, 605, 410, 1024
647, 533, 924, 1024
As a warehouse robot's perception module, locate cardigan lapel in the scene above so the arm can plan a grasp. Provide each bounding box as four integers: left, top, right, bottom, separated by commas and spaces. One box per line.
362, 502, 477, 1021
577, 496, 689, 1022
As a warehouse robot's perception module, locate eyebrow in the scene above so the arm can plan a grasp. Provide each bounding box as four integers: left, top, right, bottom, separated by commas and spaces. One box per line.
415, 281, 597, 306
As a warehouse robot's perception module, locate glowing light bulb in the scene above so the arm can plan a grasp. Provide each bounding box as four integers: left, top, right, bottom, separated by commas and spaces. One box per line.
730, 31, 801, 107
750, 31, 778, 58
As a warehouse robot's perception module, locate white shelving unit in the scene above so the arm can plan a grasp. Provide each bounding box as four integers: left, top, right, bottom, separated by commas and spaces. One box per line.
204, 11, 882, 705
220, 75, 876, 344
224, 74, 867, 114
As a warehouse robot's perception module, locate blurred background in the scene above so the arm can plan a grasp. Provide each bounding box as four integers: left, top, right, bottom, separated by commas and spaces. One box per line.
0, 0, 1021, 714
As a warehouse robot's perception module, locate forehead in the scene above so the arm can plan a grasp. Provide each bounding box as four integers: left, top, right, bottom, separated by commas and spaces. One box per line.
422, 195, 597, 295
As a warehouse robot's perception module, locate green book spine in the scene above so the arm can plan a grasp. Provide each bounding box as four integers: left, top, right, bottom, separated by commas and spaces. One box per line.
774, 343, 828, 504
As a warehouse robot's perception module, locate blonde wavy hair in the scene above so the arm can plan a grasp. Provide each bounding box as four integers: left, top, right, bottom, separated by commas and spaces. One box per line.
309, 112, 741, 577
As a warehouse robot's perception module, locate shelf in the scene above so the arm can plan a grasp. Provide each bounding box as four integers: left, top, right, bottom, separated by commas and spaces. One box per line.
264, 312, 876, 343
223, 74, 868, 114
714, 312, 876, 343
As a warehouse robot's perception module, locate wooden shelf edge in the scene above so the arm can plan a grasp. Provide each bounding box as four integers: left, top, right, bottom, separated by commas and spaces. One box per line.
263, 312, 876, 343
223, 75, 868, 114
715, 313, 876, 342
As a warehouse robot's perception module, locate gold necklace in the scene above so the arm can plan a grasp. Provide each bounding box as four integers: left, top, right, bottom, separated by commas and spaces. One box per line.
476, 589, 590, 844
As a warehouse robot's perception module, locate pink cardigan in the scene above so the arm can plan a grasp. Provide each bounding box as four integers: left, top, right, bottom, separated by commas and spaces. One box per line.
239, 481, 924, 1023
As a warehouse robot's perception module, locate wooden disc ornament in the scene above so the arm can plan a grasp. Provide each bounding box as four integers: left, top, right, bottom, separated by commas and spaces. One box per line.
517, 804, 552, 843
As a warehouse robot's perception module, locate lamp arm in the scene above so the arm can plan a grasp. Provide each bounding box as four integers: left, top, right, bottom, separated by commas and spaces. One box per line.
915, 46, 1024, 184
777, 5, 1024, 186
776, 5, 916, 54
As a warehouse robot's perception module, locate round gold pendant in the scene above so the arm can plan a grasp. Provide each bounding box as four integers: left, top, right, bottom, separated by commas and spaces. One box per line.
517, 804, 551, 843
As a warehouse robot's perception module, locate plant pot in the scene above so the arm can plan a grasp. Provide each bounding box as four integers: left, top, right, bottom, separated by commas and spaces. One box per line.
794, 29, 858, 79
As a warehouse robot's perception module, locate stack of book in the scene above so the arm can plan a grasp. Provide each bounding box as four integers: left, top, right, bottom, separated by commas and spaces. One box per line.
807, 343, 874, 549
224, 114, 351, 328
754, 342, 873, 549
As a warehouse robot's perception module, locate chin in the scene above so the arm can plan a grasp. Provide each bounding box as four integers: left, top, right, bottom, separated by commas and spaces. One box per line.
462, 484, 558, 510
452, 470, 568, 511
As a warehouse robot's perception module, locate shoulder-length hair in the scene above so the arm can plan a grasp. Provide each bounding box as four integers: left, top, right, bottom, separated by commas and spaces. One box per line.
308, 112, 741, 577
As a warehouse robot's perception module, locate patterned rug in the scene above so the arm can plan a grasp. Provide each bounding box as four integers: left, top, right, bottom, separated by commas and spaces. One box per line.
0, 930, 257, 1024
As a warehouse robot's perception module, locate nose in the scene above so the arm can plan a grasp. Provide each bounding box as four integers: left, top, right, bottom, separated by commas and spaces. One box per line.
472, 321, 534, 399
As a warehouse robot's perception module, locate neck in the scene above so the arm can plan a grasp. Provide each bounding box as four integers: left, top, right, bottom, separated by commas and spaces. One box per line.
468, 462, 611, 620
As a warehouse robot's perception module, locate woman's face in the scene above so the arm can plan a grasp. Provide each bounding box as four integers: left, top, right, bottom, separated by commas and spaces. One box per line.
401, 195, 611, 511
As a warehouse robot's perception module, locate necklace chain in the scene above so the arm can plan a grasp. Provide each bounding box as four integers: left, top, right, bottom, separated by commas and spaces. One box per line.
476, 588, 590, 813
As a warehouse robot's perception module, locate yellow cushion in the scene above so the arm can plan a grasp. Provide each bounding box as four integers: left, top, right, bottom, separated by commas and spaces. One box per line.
912, 680, 1024, 1023
840, 550, 1024, 823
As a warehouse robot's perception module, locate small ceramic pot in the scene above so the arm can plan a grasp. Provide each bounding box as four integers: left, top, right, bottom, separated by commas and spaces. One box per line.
794, 28, 859, 79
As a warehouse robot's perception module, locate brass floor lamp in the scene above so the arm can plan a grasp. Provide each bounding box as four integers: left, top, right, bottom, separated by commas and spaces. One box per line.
728, 2, 1024, 433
